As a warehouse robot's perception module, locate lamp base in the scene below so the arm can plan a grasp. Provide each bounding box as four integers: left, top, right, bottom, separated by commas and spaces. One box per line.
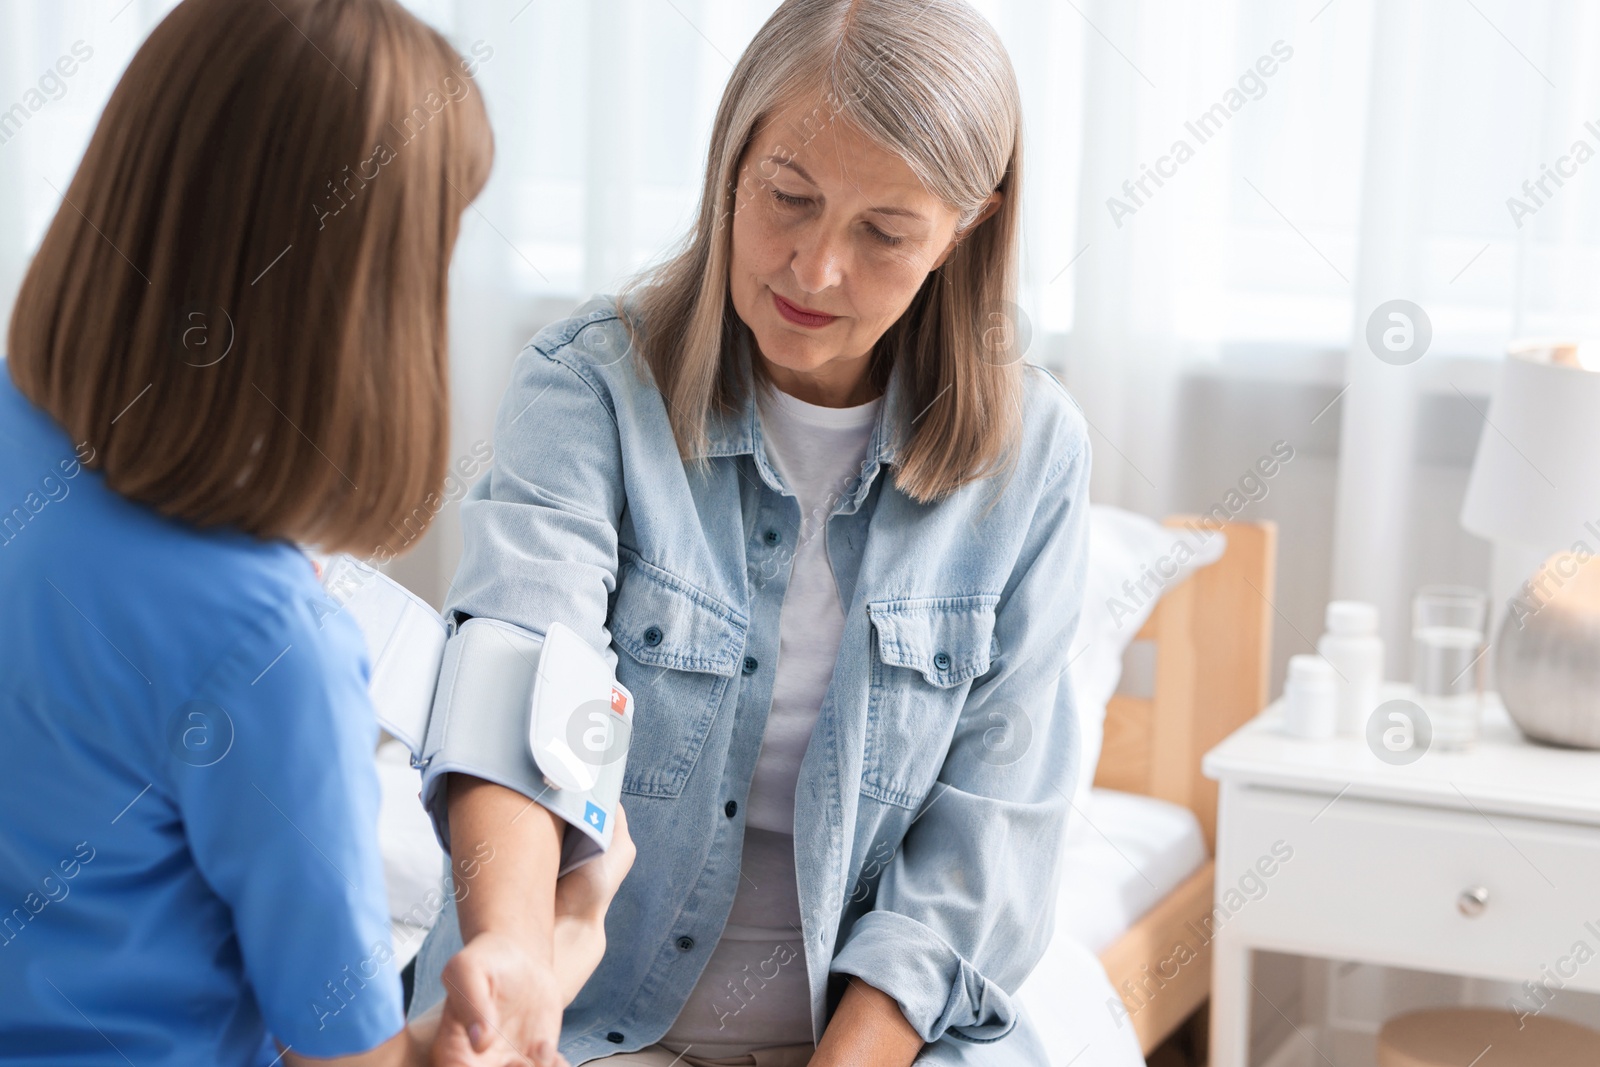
1496, 553, 1600, 749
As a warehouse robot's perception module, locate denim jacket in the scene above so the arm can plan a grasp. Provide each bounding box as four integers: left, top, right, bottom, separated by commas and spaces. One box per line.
410, 294, 1092, 1063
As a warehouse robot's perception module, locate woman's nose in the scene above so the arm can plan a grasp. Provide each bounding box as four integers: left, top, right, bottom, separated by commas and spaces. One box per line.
790, 227, 844, 294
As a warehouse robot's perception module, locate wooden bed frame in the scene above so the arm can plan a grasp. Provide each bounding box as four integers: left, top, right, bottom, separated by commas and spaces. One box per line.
1090, 517, 1278, 1056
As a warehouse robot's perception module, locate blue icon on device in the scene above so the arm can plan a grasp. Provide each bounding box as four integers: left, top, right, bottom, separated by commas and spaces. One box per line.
584, 802, 606, 832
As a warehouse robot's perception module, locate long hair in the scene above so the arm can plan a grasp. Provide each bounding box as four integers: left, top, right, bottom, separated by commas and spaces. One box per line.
620, 0, 1025, 502
7, 0, 494, 557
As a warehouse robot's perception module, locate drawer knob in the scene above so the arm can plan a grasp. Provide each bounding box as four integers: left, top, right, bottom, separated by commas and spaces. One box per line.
1458, 886, 1489, 917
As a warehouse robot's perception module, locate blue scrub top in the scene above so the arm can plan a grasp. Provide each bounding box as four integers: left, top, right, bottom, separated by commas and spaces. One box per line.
0, 367, 403, 1064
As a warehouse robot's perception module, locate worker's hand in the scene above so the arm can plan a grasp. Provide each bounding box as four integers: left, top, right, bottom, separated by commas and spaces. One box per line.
432, 930, 569, 1067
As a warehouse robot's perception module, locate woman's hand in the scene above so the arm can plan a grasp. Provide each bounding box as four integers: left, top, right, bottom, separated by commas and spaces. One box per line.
433, 930, 569, 1067
551, 804, 636, 1003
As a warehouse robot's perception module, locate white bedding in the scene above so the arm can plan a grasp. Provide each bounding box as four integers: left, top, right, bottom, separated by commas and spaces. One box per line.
1052, 787, 1209, 955
377, 740, 444, 967
1015, 787, 1209, 1066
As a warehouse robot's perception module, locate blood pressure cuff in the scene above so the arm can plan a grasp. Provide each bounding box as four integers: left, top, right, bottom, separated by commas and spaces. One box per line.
416, 616, 550, 854
416, 617, 620, 875
325, 558, 618, 873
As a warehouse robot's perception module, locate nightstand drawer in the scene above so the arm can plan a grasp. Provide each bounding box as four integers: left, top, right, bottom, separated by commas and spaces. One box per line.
1215, 784, 1600, 988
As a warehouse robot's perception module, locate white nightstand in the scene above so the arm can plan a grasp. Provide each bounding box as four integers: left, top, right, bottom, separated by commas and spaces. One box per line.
1202, 683, 1600, 1067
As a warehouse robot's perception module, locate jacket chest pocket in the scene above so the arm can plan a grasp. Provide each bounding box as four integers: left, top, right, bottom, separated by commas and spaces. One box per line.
862, 594, 999, 808
609, 555, 746, 798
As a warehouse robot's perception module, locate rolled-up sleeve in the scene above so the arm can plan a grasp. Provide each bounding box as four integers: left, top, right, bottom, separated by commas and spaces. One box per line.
418, 330, 625, 840
830, 424, 1093, 1044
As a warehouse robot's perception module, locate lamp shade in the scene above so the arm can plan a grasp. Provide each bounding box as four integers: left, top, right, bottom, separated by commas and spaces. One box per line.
1460, 344, 1600, 552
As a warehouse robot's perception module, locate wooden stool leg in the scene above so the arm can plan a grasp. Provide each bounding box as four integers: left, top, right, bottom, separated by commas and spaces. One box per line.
1185, 1001, 1211, 1066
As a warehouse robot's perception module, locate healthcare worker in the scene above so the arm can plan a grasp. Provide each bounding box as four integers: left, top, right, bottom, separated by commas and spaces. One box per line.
0, 2, 629, 1065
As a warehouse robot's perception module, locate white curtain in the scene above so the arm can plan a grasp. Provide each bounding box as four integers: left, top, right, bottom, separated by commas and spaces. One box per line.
3, 0, 1595, 680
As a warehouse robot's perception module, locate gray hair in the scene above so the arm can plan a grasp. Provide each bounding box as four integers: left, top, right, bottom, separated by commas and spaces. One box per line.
623, 0, 1026, 502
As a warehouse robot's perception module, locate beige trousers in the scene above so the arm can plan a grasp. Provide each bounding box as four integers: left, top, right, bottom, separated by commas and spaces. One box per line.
588, 1043, 814, 1067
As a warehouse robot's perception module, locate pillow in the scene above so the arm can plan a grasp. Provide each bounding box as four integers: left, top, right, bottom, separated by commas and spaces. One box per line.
377, 739, 445, 966
1065, 507, 1227, 839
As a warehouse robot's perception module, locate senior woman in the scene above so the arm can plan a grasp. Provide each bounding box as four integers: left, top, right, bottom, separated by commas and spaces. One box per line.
410, 1, 1091, 1064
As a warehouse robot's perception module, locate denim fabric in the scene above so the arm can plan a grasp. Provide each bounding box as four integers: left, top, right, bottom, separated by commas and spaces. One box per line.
409, 294, 1092, 1066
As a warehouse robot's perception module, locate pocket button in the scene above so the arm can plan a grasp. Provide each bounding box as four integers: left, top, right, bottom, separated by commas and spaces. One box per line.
643, 625, 664, 647
934, 651, 952, 671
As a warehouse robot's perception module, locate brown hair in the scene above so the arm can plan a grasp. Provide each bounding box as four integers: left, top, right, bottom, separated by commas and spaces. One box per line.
621, 0, 1024, 502
6, 0, 493, 557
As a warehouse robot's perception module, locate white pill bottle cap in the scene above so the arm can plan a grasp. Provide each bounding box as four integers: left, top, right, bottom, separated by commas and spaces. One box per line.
1325, 600, 1379, 636
1287, 653, 1337, 690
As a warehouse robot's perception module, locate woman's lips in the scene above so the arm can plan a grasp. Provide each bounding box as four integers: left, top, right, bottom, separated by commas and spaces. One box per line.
772, 291, 838, 329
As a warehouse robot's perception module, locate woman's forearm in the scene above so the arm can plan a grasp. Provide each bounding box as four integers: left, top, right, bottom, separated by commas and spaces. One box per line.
811, 978, 923, 1067
447, 774, 563, 953
434, 775, 621, 1065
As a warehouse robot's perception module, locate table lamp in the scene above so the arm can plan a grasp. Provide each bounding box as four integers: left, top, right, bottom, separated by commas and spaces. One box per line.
1460, 340, 1600, 747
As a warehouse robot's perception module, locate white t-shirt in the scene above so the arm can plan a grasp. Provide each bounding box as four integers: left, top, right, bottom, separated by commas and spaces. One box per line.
661, 383, 880, 1055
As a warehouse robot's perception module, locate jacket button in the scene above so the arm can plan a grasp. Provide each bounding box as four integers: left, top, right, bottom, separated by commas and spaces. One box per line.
643, 625, 663, 647
724, 800, 738, 818
606, 1030, 625, 1043
764, 528, 782, 545
742, 655, 758, 674
934, 651, 952, 671
677, 935, 695, 952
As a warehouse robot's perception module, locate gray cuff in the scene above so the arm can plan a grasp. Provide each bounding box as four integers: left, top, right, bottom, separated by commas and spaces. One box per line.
418, 617, 553, 853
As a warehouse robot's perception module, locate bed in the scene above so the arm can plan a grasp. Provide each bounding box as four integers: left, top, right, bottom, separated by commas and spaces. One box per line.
373, 510, 1278, 1063
1017, 514, 1277, 1064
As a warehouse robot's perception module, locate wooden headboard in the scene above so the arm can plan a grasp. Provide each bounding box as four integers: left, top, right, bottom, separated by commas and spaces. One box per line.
1083, 516, 1277, 1054
1092, 516, 1278, 851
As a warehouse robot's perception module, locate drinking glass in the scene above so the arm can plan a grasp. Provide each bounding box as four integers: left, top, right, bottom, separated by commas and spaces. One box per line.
1412, 586, 1488, 750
